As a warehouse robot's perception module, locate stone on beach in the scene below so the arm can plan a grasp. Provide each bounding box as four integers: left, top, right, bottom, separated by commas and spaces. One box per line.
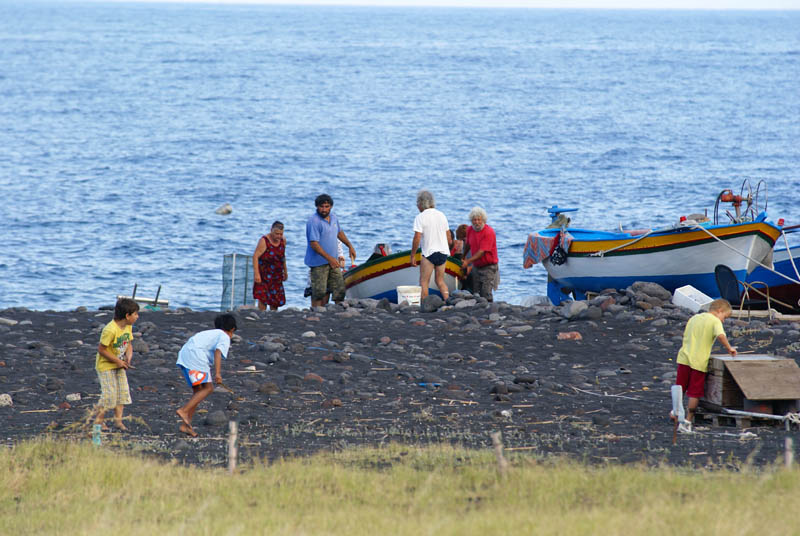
204, 410, 228, 426
557, 331, 583, 341
420, 295, 444, 313
560, 301, 588, 320
45, 378, 64, 392
258, 382, 280, 395
630, 281, 673, 301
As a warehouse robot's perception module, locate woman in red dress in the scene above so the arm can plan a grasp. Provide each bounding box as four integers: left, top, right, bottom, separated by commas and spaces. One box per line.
252, 221, 287, 311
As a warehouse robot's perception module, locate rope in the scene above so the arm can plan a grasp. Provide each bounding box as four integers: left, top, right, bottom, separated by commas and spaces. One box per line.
785, 413, 800, 425
781, 230, 800, 283
690, 223, 800, 287
589, 229, 654, 257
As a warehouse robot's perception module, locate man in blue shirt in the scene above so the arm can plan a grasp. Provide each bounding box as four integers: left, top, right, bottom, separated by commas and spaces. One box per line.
305, 194, 356, 307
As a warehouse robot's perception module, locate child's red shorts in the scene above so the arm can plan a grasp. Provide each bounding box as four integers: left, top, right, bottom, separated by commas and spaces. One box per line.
676, 363, 706, 398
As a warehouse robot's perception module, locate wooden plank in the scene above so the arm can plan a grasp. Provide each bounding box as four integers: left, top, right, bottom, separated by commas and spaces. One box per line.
728, 310, 800, 321
724, 360, 800, 400
708, 354, 784, 374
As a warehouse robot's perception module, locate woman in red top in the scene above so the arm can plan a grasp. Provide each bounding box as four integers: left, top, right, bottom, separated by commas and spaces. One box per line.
252, 221, 288, 311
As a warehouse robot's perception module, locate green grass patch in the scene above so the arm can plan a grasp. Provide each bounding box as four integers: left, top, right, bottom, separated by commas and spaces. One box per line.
2, 438, 800, 535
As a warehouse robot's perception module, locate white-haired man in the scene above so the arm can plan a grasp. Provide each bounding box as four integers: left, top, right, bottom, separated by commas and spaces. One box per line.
410, 190, 452, 302
463, 206, 499, 301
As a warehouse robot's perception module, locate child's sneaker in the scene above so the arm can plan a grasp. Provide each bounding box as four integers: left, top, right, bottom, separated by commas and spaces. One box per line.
677, 421, 694, 434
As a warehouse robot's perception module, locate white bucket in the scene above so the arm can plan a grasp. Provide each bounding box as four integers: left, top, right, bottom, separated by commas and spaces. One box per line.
396, 285, 422, 305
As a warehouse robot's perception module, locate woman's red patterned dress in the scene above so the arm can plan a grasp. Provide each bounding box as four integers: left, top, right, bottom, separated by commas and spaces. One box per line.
252, 236, 286, 307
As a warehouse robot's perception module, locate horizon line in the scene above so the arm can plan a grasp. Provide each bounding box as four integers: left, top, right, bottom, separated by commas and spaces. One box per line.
64, 0, 800, 10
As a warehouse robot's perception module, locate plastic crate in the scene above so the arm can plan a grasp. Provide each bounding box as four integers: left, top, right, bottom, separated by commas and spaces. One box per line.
672, 285, 713, 313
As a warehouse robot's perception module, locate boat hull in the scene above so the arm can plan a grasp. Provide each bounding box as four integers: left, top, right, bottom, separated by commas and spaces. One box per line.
344, 250, 462, 302
746, 244, 800, 311
538, 221, 780, 304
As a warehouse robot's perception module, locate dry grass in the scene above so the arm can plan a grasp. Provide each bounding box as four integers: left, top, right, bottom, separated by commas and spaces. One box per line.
2, 438, 800, 535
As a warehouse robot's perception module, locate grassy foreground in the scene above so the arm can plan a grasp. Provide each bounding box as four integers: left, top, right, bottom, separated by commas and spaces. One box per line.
2, 439, 800, 535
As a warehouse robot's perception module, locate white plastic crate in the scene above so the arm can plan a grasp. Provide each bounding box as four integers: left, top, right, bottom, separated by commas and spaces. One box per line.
672, 285, 713, 313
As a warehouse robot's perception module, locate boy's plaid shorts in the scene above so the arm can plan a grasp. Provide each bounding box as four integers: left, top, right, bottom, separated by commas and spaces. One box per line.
96, 368, 132, 409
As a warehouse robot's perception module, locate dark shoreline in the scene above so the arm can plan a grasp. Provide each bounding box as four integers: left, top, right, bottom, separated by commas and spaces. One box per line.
2, 287, 800, 468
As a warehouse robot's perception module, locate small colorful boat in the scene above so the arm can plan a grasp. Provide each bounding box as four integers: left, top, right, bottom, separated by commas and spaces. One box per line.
524, 186, 782, 305
344, 249, 463, 302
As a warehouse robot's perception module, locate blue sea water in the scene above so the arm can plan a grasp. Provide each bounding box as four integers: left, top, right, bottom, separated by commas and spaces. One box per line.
0, 2, 798, 311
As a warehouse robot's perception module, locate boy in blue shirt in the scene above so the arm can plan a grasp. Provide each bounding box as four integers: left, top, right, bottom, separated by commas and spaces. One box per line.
175, 314, 237, 437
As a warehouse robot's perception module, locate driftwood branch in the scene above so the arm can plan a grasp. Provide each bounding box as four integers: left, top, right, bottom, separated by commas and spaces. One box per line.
570, 385, 641, 400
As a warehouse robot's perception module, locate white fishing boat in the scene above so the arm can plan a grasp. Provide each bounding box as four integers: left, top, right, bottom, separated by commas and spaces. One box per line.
344, 249, 462, 302
524, 183, 782, 305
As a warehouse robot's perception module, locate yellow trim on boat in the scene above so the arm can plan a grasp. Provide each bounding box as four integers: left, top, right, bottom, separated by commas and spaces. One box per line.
345, 252, 463, 287
567, 222, 780, 254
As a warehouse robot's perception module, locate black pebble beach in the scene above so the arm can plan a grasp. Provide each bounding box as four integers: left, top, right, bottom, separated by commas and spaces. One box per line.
2, 284, 799, 468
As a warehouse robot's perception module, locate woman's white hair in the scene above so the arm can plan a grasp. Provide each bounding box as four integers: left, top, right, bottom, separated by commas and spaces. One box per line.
468, 206, 488, 222
416, 190, 435, 210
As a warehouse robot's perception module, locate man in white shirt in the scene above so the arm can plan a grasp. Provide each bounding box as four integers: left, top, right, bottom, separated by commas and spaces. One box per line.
410, 190, 453, 301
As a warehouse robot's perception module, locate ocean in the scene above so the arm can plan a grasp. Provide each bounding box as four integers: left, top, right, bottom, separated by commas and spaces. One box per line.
1, 1, 798, 311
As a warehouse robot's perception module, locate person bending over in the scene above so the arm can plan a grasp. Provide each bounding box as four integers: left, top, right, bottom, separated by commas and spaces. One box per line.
175, 314, 237, 437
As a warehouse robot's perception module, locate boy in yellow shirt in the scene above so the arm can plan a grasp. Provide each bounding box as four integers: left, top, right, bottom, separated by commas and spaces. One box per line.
674, 298, 737, 430
94, 298, 139, 431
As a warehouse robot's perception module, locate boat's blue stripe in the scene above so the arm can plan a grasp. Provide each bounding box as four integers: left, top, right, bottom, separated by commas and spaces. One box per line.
747, 257, 800, 286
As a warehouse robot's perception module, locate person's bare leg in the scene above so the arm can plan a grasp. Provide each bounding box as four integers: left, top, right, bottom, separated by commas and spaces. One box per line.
419, 257, 434, 300
180, 423, 198, 437
177, 383, 214, 432
257, 300, 266, 311
687, 397, 699, 424
114, 405, 127, 430
94, 408, 109, 430
312, 292, 330, 308
434, 263, 448, 301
